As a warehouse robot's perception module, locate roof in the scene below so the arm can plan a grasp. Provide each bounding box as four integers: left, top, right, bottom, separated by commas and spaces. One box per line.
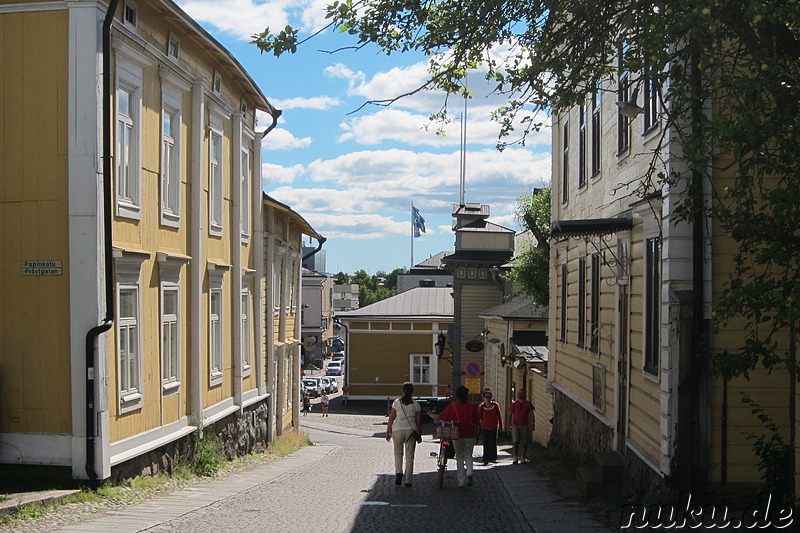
335, 287, 453, 319
551, 216, 632, 240
263, 193, 323, 240
452, 203, 490, 218
442, 250, 514, 264
456, 219, 515, 233
480, 297, 549, 320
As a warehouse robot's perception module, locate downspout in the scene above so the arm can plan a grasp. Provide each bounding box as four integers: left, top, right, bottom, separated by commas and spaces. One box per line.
302, 236, 327, 262
84, 0, 121, 481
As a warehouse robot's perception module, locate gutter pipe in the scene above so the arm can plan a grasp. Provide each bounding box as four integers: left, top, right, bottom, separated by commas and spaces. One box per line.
84, 0, 121, 481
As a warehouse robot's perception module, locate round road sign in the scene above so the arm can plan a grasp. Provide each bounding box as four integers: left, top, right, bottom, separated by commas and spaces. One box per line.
464, 360, 483, 377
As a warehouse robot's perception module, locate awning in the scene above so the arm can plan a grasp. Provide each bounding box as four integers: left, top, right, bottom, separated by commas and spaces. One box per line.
551, 216, 632, 240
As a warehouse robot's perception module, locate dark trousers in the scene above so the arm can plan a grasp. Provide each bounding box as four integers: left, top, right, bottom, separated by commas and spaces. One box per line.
481, 428, 498, 463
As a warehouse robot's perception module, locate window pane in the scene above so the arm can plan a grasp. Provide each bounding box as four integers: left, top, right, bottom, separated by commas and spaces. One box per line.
164, 290, 177, 315
118, 89, 130, 116
120, 289, 136, 318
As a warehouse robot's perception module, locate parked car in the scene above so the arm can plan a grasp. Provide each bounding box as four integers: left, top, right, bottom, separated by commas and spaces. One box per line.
327, 377, 340, 392
331, 352, 345, 361
326, 361, 343, 376
416, 397, 452, 424
302, 378, 322, 398
320, 376, 338, 393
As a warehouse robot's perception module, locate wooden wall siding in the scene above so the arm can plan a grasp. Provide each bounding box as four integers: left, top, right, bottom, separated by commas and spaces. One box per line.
530, 369, 553, 446
0, 9, 71, 434
459, 232, 514, 251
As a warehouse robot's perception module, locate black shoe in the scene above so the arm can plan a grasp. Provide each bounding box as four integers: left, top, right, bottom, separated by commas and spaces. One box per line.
466, 476, 474, 488
404, 483, 412, 488
395, 473, 403, 486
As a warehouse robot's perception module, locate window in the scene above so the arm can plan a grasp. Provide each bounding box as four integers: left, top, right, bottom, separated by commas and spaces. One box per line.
561, 120, 569, 203
167, 33, 180, 60
643, 74, 659, 132
591, 83, 601, 176
644, 237, 661, 375
577, 256, 586, 348
590, 253, 600, 353
123, 1, 137, 29
161, 110, 179, 216
161, 285, 180, 388
160, 73, 188, 227
210, 288, 223, 382
118, 286, 140, 399
212, 71, 222, 94
113, 42, 150, 220
412, 355, 432, 384
240, 141, 251, 238
114, 250, 147, 411
117, 86, 136, 206
241, 288, 251, 371
579, 102, 586, 188
209, 129, 223, 233
560, 263, 568, 343
617, 45, 631, 154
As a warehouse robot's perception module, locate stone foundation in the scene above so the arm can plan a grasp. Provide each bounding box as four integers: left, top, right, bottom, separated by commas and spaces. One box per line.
548, 389, 613, 463
110, 400, 270, 483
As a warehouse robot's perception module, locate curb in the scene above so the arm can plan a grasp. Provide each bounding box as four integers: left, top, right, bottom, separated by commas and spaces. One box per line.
0, 490, 80, 518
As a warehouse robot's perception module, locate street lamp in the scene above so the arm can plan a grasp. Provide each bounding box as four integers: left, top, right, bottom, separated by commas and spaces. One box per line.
434, 332, 452, 365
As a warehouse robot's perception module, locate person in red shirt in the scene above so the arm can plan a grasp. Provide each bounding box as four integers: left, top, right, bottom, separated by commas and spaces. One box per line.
429, 385, 480, 488
478, 388, 504, 465
508, 389, 534, 464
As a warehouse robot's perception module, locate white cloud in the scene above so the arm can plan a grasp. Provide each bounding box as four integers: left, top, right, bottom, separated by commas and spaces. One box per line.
262, 162, 305, 184
337, 108, 550, 148
270, 95, 341, 110
262, 128, 312, 150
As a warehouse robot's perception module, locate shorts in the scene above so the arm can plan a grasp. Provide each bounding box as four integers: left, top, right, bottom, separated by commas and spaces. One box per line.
512, 424, 530, 446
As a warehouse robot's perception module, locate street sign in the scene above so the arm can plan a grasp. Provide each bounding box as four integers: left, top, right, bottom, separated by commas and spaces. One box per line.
465, 377, 482, 394
464, 360, 483, 377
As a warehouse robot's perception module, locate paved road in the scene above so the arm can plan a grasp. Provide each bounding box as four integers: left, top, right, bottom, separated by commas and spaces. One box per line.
5, 408, 612, 532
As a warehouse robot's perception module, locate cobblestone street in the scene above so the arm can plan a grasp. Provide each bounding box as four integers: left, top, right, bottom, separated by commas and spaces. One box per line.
2, 403, 612, 532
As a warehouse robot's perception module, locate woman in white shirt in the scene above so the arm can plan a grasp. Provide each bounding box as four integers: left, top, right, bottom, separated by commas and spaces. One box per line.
385, 382, 422, 487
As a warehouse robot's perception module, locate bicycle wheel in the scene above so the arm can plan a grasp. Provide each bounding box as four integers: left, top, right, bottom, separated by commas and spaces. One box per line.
437, 443, 446, 488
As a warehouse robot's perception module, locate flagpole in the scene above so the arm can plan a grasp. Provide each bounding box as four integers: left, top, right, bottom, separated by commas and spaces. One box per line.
410, 202, 414, 268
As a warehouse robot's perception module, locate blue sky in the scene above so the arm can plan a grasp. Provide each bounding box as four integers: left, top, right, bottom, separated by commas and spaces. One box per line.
177, 0, 552, 275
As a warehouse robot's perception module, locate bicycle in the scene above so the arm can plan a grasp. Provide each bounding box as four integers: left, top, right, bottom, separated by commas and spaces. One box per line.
434, 421, 459, 488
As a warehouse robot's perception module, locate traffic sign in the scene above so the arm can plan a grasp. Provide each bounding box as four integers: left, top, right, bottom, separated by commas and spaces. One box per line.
464, 360, 483, 377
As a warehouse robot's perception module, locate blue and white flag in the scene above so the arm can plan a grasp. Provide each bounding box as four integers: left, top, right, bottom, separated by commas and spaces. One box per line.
412, 205, 426, 238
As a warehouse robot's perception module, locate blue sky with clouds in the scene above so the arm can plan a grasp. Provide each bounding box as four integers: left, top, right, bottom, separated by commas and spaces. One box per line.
177, 0, 552, 275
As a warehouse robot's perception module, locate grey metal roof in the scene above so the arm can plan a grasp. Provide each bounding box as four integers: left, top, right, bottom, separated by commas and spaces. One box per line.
335, 287, 453, 319
480, 297, 549, 320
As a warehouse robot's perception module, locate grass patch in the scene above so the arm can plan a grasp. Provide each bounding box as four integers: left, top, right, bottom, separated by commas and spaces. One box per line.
268, 430, 311, 457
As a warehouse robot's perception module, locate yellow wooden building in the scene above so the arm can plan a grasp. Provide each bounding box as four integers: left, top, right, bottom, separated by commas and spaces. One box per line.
336, 287, 453, 400
548, 51, 794, 496
0, 0, 319, 480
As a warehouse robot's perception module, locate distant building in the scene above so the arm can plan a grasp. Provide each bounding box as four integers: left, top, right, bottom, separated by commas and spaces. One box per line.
301, 268, 334, 369
302, 246, 326, 273
397, 252, 454, 293
333, 283, 359, 312
336, 287, 453, 399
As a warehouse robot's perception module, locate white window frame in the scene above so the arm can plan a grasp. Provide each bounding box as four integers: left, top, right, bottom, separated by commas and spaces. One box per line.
123, 0, 138, 30
161, 283, 180, 392
166, 32, 180, 61
411, 354, 433, 385
241, 286, 252, 374
159, 72, 188, 228
208, 112, 224, 236
113, 41, 150, 220
209, 270, 225, 386
240, 131, 253, 240
114, 249, 148, 413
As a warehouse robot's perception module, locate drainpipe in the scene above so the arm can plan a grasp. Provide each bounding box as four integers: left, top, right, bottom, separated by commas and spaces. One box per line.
302, 236, 327, 261
84, 0, 121, 482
